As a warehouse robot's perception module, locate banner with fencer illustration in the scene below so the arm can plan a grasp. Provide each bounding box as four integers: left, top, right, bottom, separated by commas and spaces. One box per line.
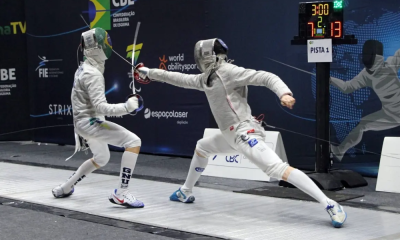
1, 0, 399, 176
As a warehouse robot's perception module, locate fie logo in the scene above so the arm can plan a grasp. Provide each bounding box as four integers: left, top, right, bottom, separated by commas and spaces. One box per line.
36, 56, 62, 78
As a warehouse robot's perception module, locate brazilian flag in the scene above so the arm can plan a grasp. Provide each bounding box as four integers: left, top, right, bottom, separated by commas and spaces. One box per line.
88, 0, 111, 30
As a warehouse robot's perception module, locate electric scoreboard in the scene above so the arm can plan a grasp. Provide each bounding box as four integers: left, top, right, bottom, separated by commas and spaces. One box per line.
298, 0, 344, 39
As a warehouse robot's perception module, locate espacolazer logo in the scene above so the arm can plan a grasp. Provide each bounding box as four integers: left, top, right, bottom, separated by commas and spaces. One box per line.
143, 108, 188, 119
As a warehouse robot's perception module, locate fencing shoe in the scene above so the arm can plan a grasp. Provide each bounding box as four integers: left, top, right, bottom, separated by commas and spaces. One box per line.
170, 188, 195, 203
108, 189, 144, 208
326, 200, 347, 228
52, 185, 74, 198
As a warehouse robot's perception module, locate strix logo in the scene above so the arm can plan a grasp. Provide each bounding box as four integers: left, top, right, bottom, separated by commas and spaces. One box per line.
86, 0, 135, 30
144, 108, 151, 119
36, 56, 63, 78
158, 53, 197, 72
0, 22, 26, 36
49, 104, 72, 115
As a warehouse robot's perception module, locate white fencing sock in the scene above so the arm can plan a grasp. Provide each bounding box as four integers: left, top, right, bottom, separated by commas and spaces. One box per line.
286, 169, 331, 208
61, 159, 97, 192
181, 153, 208, 192
117, 151, 138, 194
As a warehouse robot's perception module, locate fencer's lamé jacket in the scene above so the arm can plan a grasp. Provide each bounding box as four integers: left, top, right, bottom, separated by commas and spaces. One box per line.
148, 61, 293, 131
71, 61, 128, 122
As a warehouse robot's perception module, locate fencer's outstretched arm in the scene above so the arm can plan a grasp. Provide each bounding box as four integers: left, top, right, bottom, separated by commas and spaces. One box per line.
330, 71, 368, 94
231, 66, 292, 98
148, 69, 204, 91
387, 49, 400, 71
84, 74, 129, 116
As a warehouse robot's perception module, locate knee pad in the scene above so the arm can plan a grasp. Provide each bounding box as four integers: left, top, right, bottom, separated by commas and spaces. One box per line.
124, 137, 141, 149
92, 149, 110, 167
195, 141, 210, 158
263, 161, 289, 180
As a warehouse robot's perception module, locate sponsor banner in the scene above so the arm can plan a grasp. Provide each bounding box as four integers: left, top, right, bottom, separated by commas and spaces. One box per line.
0, 0, 30, 140
159, 53, 197, 72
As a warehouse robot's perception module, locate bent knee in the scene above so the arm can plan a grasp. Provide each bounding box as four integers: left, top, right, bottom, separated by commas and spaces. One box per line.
124, 137, 141, 149
93, 151, 110, 167
263, 162, 289, 180
195, 140, 210, 158
126, 146, 140, 154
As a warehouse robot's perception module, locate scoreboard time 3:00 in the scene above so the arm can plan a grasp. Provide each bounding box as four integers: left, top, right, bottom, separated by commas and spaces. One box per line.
298, 0, 344, 39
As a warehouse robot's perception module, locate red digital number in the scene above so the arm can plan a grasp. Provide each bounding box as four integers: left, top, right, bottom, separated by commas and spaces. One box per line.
331, 21, 342, 38
308, 22, 314, 37
334, 21, 342, 37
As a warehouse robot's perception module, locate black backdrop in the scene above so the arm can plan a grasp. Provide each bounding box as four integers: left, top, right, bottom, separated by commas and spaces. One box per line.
0, 0, 30, 140
1, 0, 399, 176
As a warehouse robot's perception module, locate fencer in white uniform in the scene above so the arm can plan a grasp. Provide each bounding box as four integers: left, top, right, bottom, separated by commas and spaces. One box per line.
330, 40, 400, 161
136, 38, 347, 227
52, 28, 144, 208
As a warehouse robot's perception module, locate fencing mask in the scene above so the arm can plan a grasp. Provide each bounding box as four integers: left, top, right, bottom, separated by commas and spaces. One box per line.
362, 40, 383, 70
81, 28, 113, 61
194, 38, 228, 72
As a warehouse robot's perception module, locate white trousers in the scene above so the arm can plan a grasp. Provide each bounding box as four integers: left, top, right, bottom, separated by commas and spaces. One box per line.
75, 118, 141, 166
196, 119, 289, 180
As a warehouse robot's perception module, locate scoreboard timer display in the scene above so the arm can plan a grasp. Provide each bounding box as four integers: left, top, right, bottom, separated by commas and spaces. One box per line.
298, 0, 344, 39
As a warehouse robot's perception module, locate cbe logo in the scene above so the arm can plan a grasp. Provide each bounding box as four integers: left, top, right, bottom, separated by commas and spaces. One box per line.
0, 69, 16, 81
112, 0, 135, 7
